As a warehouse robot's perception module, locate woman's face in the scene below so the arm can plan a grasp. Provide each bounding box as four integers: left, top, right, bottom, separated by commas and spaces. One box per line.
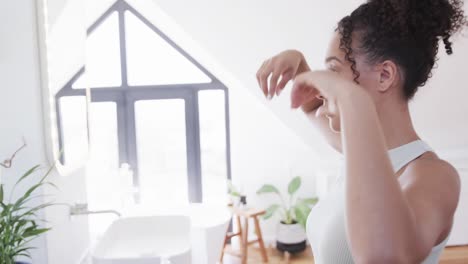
320, 32, 384, 132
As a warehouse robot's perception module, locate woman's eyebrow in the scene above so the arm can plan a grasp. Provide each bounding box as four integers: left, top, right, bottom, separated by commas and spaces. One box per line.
325, 56, 343, 64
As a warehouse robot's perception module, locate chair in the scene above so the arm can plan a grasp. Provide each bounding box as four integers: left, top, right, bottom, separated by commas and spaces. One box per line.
220, 207, 268, 264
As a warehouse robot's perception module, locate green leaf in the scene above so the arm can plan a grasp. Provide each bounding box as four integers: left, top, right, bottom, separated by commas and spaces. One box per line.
284, 208, 294, 224
0, 163, 57, 261
13, 252, 32, 260
12, 181, 48, 211
294, 207, 308, 229
262, 204, 281, 220
45, 181, 59, 190
297, 202, 311, 216
256, 184, 280, 195
13, 219, 28, 234
227, 180, 241, 197
13, 246, 35, 256
294, 201, 312, 229
1, 204, 12, 217
14, 165, 41, 187
301, 197, 319, 205
17, 202, 55, 220
288, 176, 301, 195
23, 228, 51, 238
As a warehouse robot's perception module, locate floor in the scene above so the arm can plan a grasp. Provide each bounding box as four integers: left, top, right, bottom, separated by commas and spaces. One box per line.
222, 244, 468, 263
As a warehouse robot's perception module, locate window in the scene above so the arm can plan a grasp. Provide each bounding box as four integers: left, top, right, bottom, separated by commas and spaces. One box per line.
56, 0, 231, 205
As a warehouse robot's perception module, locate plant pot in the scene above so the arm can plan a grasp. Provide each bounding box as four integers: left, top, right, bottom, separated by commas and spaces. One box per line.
276, 221, 307, 253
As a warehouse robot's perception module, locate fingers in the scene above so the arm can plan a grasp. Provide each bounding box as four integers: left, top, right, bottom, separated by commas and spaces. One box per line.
256, 58, 295, 100
256, 63, 263, 89
256, 60, 268, 97
257, 58, 294, 100
276, 70, 293, 96
268, 70, 280, 99
291, 76, 319, 109
256, 60, 271, 98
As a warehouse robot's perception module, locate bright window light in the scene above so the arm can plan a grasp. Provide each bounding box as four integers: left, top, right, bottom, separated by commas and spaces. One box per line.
73, 11, 122, 89
58, 96, 89, 165
135, 99, 189, 206
199, 90, 228, 204
87, 102, 120, 209
125, 11, 211, 86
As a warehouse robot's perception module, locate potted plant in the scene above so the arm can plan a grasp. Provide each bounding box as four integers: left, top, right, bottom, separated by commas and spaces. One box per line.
1, 149, 56, 264
257, 176, 318, 253
227, 180, 246, 207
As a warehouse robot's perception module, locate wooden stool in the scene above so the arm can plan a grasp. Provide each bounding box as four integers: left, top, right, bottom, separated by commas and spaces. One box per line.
220, 207, 269, 264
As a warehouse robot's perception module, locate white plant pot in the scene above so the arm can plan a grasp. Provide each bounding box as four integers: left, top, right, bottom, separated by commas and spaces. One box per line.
276, 222, 307, 253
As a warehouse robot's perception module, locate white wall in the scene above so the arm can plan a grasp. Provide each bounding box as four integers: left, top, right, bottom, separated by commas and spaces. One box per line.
0, 0, 49, 262
40, 0, 91, 262
0, 1, 90, 263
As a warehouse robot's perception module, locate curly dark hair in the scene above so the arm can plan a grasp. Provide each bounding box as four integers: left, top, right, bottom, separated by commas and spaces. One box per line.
337, 0, 468, 99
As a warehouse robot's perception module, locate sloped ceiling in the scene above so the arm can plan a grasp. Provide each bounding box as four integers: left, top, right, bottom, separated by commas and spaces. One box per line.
151, 0, 468, 159
148, 0, 362, 159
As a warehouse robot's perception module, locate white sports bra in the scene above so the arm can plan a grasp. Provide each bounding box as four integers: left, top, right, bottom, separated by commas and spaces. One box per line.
306, 140, 450, 264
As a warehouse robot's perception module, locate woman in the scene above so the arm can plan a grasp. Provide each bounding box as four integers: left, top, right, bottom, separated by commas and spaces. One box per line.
256, 0, 467, 263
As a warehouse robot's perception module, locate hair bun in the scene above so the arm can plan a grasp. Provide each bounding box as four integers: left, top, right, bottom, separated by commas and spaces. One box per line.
369, 0, 467, 54
337, 0, 466, 99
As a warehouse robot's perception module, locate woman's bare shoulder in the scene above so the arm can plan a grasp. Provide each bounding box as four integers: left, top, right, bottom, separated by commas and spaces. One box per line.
401, 152, 460, 207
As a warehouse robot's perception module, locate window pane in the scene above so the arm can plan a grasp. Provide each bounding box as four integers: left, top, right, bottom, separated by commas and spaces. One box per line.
125, 11, 211, 86
59, 96, 89, 166
198, 90, 228, 203
135, 99, 188, 206
86, 102, 120, 208
73, 11, 121, 89
85, 102, 120, 241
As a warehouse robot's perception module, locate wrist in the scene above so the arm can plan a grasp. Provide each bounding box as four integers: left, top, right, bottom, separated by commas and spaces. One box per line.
337, 85, 374, 113
297, 53, 311, 75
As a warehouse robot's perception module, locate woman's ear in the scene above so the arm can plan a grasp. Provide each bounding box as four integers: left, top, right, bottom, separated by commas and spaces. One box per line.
378, 60, 398, 93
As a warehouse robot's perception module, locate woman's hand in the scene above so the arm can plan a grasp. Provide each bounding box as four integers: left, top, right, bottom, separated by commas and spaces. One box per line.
291, 70, 364, 114
256, 50, 310, 99
257, 52, 345, 152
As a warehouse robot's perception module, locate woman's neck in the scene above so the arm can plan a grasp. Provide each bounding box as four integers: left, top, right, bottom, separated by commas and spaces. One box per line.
377, 101, 420, 150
